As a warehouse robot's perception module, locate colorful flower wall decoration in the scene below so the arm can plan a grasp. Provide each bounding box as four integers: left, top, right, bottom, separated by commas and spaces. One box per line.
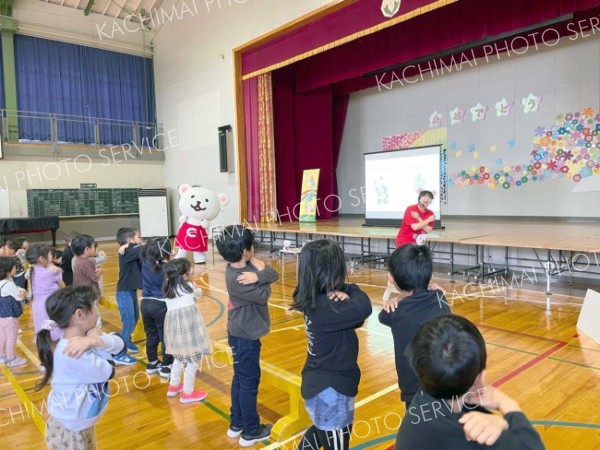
449, 109, 600, 189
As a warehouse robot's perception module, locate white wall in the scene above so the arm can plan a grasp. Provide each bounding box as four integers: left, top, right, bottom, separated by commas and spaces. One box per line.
338, 35, 600, 217
153, 0, 333, 230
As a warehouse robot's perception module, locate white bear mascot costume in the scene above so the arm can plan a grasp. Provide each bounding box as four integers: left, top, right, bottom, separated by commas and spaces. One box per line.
174, 184, 229, 264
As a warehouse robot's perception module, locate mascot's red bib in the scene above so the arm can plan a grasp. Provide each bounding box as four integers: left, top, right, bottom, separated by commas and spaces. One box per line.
176, 222, 208, 252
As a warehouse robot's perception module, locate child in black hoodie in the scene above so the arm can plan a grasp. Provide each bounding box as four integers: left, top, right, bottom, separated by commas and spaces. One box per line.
379, 244, 450, 409
292, 239, 372, 450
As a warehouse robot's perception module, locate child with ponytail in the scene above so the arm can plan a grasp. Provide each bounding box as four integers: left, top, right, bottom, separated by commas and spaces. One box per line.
140, 237, 173, 378
35, 286, 125, 450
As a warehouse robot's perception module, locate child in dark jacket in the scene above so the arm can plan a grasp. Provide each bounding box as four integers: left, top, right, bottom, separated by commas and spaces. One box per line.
379, 244, 450, 408
292, 239, 373, 450
140, 237, 173, 378
395, 314, 545, 450
114, 228, 142, 365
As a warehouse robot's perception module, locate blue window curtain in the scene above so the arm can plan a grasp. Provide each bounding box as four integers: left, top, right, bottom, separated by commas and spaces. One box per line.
0, 37, 5, 110
14, 35, 155, 145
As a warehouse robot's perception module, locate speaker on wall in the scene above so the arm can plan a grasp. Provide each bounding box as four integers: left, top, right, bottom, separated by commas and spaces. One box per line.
218, 125, 233, 173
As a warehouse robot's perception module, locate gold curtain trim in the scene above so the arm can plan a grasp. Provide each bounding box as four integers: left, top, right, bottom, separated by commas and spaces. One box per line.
257, 73, 277, 223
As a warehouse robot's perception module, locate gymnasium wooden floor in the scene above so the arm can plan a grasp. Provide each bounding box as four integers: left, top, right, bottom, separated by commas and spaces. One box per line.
1, 239, 599, 449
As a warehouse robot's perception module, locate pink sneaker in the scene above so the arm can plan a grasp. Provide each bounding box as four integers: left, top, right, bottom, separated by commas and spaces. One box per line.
166, 383, 184, 397
180, 389, 208, 404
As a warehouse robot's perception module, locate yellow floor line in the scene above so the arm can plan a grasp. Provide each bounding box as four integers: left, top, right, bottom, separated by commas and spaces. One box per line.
269, 325, 303, 334
355, 383, 399, 409
0, 365, 45, 435
17, 340, 42, 370
262, 431, 304, 450
0, 376, 40, 388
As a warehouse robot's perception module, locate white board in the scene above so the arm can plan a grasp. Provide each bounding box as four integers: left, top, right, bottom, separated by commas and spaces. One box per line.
138, 189, 170, 237
577, 289, 600, 345
0, 189, 10, 217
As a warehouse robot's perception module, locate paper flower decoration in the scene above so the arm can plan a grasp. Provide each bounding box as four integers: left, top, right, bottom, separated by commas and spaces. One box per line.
450, 107, 466, 125
495, 98, 514, 117
522, 93, 542, 113
470, 103, 488, 121
429, 111, 443, 128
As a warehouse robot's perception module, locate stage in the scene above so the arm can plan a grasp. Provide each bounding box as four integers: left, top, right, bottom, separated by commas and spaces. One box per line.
246, 216, 600, 294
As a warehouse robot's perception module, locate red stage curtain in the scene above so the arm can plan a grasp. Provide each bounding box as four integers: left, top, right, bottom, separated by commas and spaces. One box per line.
294, 0, 600, 94
272, 66, 349, 221
245, 0, 600, 94
242, 0, 439, 75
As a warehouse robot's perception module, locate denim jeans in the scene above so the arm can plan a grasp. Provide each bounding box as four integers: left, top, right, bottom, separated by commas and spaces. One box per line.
116, 290, 139, 349
228, 333, 261, 434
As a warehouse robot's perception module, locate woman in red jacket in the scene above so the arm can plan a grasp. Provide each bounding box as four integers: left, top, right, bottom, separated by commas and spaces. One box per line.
383, 191, 435, 301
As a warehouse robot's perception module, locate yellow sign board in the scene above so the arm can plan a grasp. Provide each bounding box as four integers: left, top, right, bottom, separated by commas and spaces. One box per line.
299, 169, 320, 222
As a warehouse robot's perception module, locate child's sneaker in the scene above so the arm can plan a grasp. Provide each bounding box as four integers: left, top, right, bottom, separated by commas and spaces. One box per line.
5, 357, 27, 367
127, 343, 140, 354
17, 329, 23, 335
239, 424, 272, 447
158, 365, 171, 379
180, 389, 208, 404
146, 360, 162, 374
114, 354, 136, 365
166, 383, 184, 397
226, 425, 243, 439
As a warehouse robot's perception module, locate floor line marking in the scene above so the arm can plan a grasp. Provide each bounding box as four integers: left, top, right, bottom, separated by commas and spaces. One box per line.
492, 342, 567, 387
0, 365, 45, 435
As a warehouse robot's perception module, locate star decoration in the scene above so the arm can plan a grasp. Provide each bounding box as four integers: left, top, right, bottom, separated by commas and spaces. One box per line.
507, 139, 516, 148
489, 144, 497, 153
470, 103, 488, 121
450, 107, 466, 125
522, 93, 542, 113
429, 111, 443, 128
495, 158, 503, 166
495, 98, 514, 117
455, 150, 462, 158
472, 151, 479, 159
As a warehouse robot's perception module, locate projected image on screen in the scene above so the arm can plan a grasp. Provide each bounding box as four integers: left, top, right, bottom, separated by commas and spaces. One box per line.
364, 145, 441, 226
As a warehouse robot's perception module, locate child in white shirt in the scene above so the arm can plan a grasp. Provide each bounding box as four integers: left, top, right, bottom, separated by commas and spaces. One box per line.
35, 285, 125, 450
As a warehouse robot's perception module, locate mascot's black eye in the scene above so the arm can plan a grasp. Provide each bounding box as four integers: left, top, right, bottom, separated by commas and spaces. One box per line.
191, 195, 195, 198
205, 198, 209, 202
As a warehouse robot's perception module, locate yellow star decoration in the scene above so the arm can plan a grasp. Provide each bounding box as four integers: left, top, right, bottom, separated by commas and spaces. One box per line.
472, 151, 479, 159
455, 150, 462, 158
489, 145, 497, 153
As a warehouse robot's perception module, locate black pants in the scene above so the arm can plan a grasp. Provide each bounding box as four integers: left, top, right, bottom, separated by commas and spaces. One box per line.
298, 425, 352, 450
141, 298, 173, 365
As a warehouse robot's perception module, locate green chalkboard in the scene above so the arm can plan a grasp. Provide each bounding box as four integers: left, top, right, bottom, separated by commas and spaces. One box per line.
27, 189, 139, 217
